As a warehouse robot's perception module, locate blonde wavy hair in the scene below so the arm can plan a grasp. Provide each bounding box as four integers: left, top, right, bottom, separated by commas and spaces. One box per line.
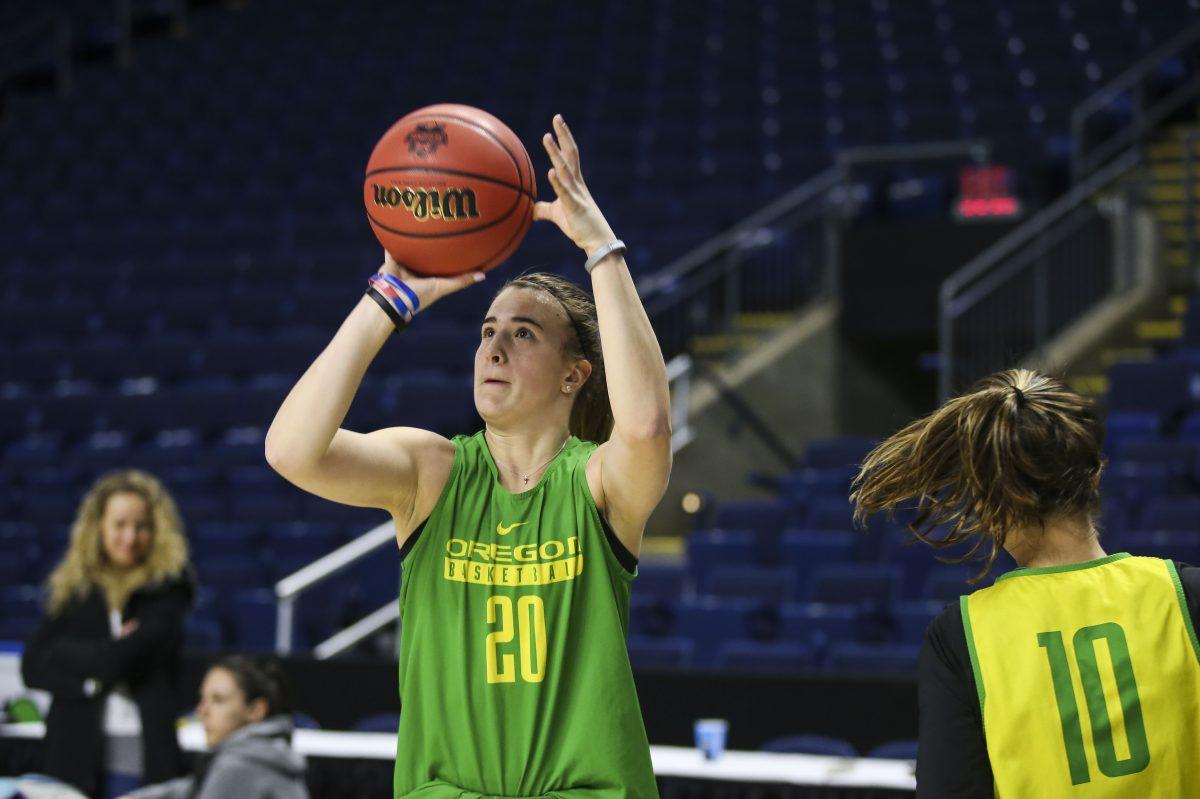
46, 469, 191, 615
850, 368, 1105, 581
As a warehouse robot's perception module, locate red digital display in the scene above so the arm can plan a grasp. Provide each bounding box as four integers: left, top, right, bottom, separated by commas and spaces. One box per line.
955, 164, 1022, 220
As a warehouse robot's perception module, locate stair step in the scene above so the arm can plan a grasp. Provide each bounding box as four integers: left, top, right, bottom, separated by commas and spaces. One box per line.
1070, 374, 1108, 397
1148, 140, 1200, 161
1165, 248, 1192, 269
1162, 224, 1194, 244
1164, 122, 1200, 139
1101, 347, 1156, 367
1149, 184, 1200, 202
1135, 318, 1184, 341
690, 333, 761, 355
1151, 163, 1192, 181
1150, 204, 1200, 223
640, 536, 684, 559
735, 312, 794, 331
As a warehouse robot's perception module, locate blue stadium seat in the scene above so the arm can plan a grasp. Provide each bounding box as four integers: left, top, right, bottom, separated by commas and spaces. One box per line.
628, 594, 677, 638
1180, 412, 1200, 441
779, 530, 856, 593
686, 530, 755, 583
627, 635, 693, 670
778, 466, 858, 508
868, 740, 919, 760
0, 585, 42, 623
806, 564, 902, 608
0, 617, 40, 642
716, 640, 816, 673
1141, 497, 1200, 532
1104, 412, 1161, 454
229, 492, 302, 525
2, 433, 64, 470
229, 589, 278, 651
1123, 532, 1200, 565
196, 556, 266, 590
1108, 362, 1199, 417
353, 713, 400, 733
676, 597, 755, 669
712, 499, 789, 537
779, 602, 858, 650
632, 563, 689, 602
294, 713, 321, 730
1114, 439, 1197, 477
190, 522, 262, 561
761, 734, 857, 757
184, 617, 224, 652
702, 565, 797, 603
893, 600, 945, 645
803, 497, 858, 533
802, 437, 876, 469
826, 642, 920, 676
922, 568, 975, 603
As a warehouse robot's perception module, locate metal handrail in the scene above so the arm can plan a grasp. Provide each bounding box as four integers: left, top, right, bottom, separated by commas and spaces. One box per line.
1071, 20, 1200, 181
274, 522, 396, 654
639, 139, 991, 298
938, 149, 1140, 400
941, 150, 1140, 302
636, 169, 842, 297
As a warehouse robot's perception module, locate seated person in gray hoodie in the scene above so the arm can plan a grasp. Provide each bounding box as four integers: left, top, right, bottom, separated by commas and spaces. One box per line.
121, 656, 308, 799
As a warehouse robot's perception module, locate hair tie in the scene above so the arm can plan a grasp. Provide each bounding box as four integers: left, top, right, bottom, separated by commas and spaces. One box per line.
1012, 386, 1025, 405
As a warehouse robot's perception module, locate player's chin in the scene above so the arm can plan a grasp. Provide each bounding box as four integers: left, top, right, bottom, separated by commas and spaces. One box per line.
473, 393, 511, 420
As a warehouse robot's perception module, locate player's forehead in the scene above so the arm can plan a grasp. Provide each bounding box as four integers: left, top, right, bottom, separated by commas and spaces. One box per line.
483, 286, 567, 328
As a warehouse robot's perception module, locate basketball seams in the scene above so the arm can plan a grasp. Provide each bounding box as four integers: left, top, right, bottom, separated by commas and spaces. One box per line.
368, 196, 531, 269
395, 111, 532, 198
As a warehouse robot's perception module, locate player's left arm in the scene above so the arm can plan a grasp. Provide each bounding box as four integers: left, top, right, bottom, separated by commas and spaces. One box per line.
534, 115, 672, 559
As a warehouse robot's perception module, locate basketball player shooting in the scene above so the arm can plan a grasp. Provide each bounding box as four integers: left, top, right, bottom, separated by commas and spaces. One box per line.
264, 114, 670, 799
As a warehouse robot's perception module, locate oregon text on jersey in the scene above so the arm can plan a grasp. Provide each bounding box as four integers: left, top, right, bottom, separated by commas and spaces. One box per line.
443, 535, 583, 586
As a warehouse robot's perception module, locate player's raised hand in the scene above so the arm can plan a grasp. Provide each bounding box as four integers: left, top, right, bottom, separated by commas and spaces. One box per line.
534, 114, 618, 255
378, 250, 485, 311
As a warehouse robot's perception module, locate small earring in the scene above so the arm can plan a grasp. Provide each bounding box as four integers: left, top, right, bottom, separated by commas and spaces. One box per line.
564, 386, 573, 393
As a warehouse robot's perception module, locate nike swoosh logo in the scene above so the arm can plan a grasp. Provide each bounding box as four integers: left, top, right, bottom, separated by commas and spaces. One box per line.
496, 521, 528, 536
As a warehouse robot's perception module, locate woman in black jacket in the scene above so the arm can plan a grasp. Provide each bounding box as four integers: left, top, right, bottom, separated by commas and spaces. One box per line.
21, 469, 195, 798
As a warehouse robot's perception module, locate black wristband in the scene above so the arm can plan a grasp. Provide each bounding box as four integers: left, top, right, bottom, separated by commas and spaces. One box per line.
366, 286, 409, 333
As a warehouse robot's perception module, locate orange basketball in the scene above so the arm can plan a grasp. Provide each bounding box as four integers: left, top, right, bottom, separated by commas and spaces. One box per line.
363, 104, 536, 276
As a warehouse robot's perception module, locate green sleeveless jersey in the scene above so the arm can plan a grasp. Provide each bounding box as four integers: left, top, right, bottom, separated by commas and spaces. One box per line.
393, 432, 659, 799
961, 554, 1200, 797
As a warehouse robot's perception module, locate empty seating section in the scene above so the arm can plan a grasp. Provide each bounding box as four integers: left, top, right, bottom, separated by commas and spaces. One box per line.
3, 2, 1199, 664
629, 299, 1200, 675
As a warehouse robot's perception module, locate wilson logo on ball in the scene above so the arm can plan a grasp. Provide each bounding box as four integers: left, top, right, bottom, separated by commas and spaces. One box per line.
371, 185, 481, 222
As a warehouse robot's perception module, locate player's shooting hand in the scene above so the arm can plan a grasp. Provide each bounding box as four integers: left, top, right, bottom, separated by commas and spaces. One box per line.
534, 114, 618, 255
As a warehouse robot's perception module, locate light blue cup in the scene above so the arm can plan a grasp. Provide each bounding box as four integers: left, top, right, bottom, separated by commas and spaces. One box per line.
693, 717, 729, 760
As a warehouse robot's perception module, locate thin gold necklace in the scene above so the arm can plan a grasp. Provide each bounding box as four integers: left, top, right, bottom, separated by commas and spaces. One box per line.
486, 431, 570, 486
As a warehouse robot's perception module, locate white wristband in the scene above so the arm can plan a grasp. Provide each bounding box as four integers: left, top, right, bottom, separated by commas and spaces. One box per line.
584, 239, 626, 274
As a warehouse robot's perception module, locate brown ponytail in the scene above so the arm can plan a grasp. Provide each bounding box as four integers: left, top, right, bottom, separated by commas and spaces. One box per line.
850, 368, 1105, 580
500, 272, 614, 443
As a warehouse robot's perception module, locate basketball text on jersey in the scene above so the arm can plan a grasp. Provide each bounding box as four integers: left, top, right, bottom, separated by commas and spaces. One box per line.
443, 534, 583, 586
370, 184, 481, 222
